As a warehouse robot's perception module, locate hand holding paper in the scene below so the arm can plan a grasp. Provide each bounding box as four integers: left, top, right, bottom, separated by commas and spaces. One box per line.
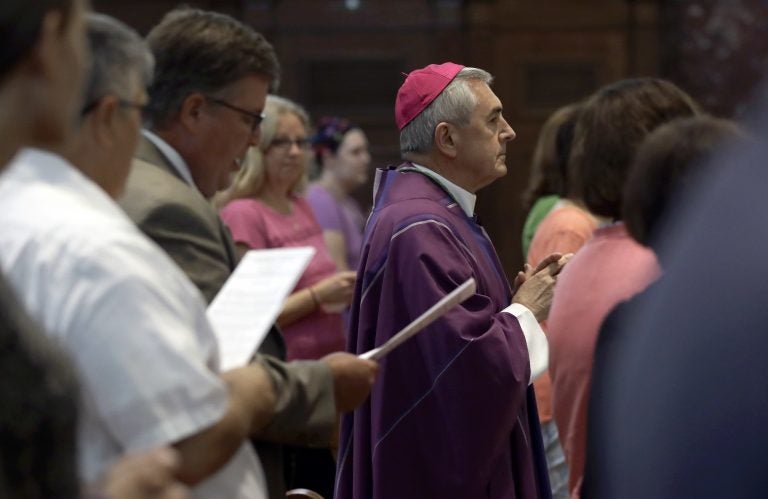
359, 278, 477, 361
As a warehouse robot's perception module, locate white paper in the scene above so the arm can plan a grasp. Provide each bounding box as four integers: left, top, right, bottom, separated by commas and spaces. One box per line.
359, 278, 477, 361
208, 247, 315, 370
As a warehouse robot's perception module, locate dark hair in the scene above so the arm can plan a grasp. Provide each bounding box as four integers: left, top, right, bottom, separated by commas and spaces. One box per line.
145, 7, 281, 128
0, 281, 79, 498
0, 0, 74, 79
570, 78, 701, 219
311, 116, 358, 168
623, 116, 744, 249
521, 103, 581, 210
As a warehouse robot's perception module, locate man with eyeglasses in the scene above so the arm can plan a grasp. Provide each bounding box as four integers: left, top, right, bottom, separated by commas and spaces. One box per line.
118, 7, 378, 499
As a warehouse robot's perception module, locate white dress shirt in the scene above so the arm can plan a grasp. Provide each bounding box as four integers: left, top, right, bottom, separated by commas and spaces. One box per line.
0, 149, 266, 498
405, 163, 549, 382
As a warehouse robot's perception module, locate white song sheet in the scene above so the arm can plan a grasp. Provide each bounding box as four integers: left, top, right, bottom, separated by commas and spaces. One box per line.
359, 278, 477, 361
208, 247, 315, 370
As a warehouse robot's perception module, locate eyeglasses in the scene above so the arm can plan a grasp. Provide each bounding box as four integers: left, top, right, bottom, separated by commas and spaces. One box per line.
204, 95, 266, 134
270, 137, 312, 151
81, 97, 147, 116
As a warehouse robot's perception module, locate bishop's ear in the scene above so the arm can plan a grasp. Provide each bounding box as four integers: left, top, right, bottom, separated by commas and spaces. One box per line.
434, 122, 459, 159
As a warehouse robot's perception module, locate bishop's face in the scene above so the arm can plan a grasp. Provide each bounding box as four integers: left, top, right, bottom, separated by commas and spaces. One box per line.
452, 80, 516, 192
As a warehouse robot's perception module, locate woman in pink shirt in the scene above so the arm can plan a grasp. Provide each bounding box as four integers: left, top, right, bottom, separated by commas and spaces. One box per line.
217, 95, 356, 497
545, 78, 701, 498
218, 95, 355, 362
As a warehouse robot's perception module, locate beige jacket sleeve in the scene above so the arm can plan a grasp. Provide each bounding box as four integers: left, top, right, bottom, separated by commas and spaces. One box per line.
255, 354, 336, 446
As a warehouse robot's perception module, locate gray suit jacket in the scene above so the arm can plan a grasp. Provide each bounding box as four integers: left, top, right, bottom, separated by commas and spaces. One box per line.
119, 135, 336, 498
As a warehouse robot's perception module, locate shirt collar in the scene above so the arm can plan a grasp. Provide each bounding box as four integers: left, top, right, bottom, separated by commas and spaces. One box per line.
406, 163, 477, 217
142, 129, 197, 190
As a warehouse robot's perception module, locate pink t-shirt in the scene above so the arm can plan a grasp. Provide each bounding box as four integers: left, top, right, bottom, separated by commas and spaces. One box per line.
547, 223, 660, 498
220, 196, 345, 360
527, 202, 598, 423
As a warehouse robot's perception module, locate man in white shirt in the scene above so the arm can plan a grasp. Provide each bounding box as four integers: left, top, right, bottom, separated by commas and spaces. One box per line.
0, 13, 377, 499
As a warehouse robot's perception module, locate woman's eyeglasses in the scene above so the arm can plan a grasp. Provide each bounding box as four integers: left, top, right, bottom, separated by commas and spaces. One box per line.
270, 137, 311, 151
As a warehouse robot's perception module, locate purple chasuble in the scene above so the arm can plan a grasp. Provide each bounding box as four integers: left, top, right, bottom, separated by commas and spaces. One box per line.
336, 165, 551, 499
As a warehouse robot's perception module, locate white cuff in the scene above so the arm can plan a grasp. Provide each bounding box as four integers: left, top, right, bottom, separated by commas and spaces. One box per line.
502, 303, 549, 384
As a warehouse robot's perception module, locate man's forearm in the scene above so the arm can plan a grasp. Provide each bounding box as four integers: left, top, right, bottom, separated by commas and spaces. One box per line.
172, 363, 276, 485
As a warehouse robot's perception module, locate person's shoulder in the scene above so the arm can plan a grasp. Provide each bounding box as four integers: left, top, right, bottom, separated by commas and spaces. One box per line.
220, 197, 265, 218
121, 158, 211, 223
368, 198, 461, 250
378, 190, 454, 220
543, 203, 593, 227
6, 198, 165, 286
293, 195, 317, 216
305, 183, 332, 202
120, 160, 226, 243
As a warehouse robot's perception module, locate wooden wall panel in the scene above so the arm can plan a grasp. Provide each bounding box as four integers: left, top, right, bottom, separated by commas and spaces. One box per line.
660, 1, 768, 117
468, 0, 659, 277
92, 0, 662, 277
244, 1, 467, 207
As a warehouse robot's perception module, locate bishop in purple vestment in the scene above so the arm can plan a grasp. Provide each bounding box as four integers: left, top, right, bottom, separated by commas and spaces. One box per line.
336, 63, 563, 498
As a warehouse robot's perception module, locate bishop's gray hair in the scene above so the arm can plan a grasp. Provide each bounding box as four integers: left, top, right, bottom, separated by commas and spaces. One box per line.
83, 13, 154, 110
399, 67, 493, 155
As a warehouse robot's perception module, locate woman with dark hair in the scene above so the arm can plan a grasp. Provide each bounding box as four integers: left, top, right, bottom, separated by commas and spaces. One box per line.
306, 116, 371, 271
525, 102, 588, 499
521, 103, 580, 258
621, 117, 743, 248
583, 116, 745, 498
544, 78, 701, 498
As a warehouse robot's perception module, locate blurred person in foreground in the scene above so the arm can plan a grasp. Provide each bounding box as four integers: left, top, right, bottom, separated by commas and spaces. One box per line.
0, 12, 286, 498
582, 116, 746, 499
117, 9, 377, 498
0, 2, 184, 498
545, 78, 700, 498
0, 4, 187, 499
0, 0, 87, 494
216, 96, 356, 496
337, 62, 567, 499
307, 116, 371, 272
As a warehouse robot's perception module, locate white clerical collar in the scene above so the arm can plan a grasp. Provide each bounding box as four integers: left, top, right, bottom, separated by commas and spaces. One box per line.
142, 129, 197, 190
406, 163, 477, 217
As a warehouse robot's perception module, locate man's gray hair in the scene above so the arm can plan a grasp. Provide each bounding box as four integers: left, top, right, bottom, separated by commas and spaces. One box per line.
83, 13, 154, 109
399, 67, 493, 154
